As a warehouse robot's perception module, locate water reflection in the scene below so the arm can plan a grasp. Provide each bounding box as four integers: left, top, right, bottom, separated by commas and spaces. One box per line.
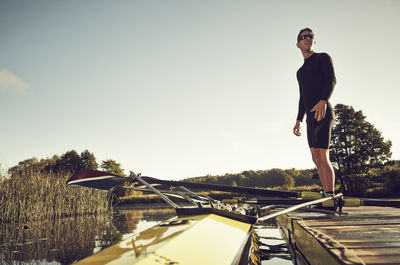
0, 207, 176, 265
1, 207, 292, 265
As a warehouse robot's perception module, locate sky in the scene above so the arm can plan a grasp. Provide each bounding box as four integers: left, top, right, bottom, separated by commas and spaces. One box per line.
1, 0, 399, 180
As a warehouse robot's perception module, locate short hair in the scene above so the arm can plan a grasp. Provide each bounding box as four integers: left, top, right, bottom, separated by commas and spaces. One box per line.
297, 27, 313, 43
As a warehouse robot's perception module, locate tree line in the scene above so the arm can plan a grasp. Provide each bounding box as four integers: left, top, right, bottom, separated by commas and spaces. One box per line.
8, 150, 125, 176
184, 168, 320, 189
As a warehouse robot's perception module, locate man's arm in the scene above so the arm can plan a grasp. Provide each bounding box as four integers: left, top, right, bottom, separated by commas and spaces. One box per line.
320, 53, 336, 101
296, 74, 305, 122
297, 94, 305, 122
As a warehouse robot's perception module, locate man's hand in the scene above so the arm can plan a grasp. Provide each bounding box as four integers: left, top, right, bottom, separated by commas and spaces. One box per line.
293, 120, 301, 136
310, 100, 327, 121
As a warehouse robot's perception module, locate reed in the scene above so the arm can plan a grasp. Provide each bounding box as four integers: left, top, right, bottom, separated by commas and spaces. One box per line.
0, 169, 110, 224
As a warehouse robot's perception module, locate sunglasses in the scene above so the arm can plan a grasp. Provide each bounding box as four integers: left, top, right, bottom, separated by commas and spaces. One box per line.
298, 34, 314, 42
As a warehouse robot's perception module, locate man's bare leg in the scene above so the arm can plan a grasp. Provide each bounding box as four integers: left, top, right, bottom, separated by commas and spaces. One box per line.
310, 147, 335, 193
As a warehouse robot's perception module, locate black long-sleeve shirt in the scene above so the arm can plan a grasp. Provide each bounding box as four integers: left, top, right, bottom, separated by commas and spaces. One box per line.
296, 52, 336, 121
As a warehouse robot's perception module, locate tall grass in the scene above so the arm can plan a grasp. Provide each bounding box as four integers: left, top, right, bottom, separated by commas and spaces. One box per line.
0, 169, 110, 224
1, 214, 113, 264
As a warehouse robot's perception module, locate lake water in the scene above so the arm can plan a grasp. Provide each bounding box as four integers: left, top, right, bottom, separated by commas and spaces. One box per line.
0, 206, 292, 265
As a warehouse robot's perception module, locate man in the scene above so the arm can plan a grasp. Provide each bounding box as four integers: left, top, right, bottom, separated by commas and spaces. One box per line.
293, 28, 336, 196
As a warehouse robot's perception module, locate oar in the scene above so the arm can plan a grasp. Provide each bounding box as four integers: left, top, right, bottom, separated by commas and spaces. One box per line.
67, 170, 400, 208
257, 193, 344, 222
67, 169, 127, 190
67, 169, 300, 198
355, 197, 400, 208
224, 197, 400, 208
137, 176, 300, 198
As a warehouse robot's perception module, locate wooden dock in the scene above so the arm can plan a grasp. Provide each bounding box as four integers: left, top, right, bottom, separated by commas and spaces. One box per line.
276, 206, 400, 265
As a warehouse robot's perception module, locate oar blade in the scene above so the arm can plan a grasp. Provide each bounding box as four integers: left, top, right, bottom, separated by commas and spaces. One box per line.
67, 169, 126, 190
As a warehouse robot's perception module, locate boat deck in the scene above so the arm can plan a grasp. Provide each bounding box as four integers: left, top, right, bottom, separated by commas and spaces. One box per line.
276, 206, 400, 265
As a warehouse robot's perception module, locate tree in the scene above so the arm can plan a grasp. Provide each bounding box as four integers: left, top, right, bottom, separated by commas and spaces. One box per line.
100, 159, 126, 202
101, 159, 125, 176
329, 104, 392, 194
8, 157, 40, 175
80, 150, 98, 170
8, 150, 101, 175
265, 168, 289, 187
42, 155, 60, 173
283, 174, 295, 188
57, 150, 83, 173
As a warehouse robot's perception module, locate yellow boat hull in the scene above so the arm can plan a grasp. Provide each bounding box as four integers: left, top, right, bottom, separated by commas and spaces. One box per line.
75, 209, 255, 265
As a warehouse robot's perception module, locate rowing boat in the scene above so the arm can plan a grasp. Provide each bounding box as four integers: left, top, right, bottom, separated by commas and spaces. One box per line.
68, 170, 263, 265
66, 169, 400, 265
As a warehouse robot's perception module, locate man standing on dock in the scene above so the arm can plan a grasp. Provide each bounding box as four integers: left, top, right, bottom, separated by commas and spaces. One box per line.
293, 28, 336, 196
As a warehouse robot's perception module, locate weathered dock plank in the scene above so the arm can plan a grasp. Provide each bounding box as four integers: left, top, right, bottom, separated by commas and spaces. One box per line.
276, 206, 400, 265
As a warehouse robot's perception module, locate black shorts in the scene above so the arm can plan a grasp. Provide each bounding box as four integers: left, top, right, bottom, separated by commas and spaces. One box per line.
306, 111, 334, 149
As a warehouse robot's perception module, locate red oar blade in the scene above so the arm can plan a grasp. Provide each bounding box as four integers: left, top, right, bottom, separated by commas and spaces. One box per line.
67, 169, 126, 190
